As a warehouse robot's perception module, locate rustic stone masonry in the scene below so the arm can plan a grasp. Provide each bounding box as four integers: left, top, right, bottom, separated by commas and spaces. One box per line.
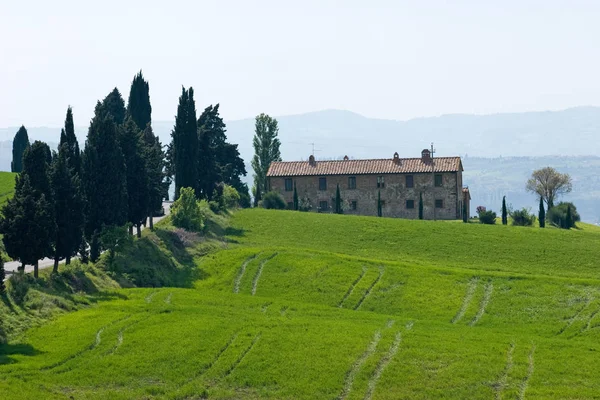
267, 150, 470, 220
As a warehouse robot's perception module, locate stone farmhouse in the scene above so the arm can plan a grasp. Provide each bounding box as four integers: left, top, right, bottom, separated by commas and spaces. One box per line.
266, 149, 471, 220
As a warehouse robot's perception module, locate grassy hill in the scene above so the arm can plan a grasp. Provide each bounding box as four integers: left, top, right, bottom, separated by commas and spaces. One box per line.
0, 171, 16, 206
2, 210, 600, 399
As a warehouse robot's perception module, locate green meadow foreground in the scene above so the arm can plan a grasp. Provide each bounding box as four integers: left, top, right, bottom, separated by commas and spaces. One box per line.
2, 209, 600, 399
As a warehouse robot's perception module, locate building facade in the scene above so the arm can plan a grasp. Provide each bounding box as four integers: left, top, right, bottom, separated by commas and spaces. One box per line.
267, 150, 470, 220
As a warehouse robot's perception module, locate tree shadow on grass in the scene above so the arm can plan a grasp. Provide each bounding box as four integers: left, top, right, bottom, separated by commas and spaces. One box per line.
0, 343, 42, 365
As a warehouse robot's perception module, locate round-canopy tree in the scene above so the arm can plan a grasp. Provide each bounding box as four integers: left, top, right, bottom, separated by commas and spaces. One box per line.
526, 167, 572, 210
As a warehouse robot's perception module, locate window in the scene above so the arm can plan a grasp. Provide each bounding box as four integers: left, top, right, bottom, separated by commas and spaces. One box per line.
377, 176, 385, 188
435, 174, 443, 187
406, 199, 415, 209
319, 200, 328, 212
435, 199, 444, 208
351, 200, 357, 210
348, 176, 356, 189
284, 178, 293, 191
319, 177, 327, 191
406, 175, 414, 188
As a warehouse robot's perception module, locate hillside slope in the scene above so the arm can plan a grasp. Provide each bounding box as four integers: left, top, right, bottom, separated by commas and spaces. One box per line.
1, 210, 600, 399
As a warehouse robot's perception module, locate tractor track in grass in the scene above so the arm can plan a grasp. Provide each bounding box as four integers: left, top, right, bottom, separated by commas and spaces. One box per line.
234, 254, 258, 293
41, 315, 130, 371
568, 307, 600, 338
105, 317, 146, 355
223, 333, 261, 378
251, 253, 278, 296
363, 331, 402, 400
452, 277, 478, 324
470, 282, 493, 326
517, 345, 536, 400
186, 331, 239, 383
354, 266, 384, 311
338, 267, 367, 308
164, 292, 173, 304
261, 302, 273, 313
338, 330, 382, 400
145, 291, 158, 304
557, 298, 592, 336
493, 343, 515, 400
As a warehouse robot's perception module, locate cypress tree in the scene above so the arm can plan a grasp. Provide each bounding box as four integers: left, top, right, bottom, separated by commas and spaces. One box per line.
0, 258, 5, 294
251, 114, 281, 200
120, 118, 149, 237
99, 88, 126, 125
501, 196, 508, 225
566, 204, 573, 229
82, 103, 128, 262
293, 182, 299, 211
335, 184, 342, 214
418, 192, 424, 220
142, 125, 167, 230
11, 126, 29, 173
20, 141, 53, 199
126, 71, 152, 131
377, 190, 382, 217
462, 201, 468, 223
170, 87, 198, 199
197, 104, 222, 199
59, 106, 81, 175
50, 143, 84, 271
0, 175, 54, 278
538, 197, 546, 228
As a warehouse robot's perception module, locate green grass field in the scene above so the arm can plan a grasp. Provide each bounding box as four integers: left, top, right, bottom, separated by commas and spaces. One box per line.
2, 209, 600, 399
0, 171, 17, 206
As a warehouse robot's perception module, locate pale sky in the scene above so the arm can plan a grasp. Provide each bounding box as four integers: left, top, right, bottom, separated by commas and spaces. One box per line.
2, 0, 600, 127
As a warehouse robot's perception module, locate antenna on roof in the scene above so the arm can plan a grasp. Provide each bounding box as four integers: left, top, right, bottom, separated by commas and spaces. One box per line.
310, 142, 321, 156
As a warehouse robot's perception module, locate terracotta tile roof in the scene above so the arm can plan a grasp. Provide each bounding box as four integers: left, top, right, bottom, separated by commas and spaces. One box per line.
267, 157, 463, 177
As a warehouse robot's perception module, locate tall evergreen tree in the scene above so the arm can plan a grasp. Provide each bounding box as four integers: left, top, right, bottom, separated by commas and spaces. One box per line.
462, 202, 468, 223
82, 103, 128, 262
120, 118, 149, 237
59, 106, 81, 175
0, 175, 54, 278
142, 125, 167, 230
251, 114, 281, 202
11, 126, 29, 173
0, 258, 5, 294
19, 141, 53, 199
126, 71, 152, 131
538, 197, 546, 228
169, 87, 198, 199
501, 196, 508, 225
99, 88, 127, 125
293, 182, 299, 211
50, 144, 84, 271
335, 184, 342, 214
418, 192, 424, 220
565, 204, 573, 229
377, 190, 382, 217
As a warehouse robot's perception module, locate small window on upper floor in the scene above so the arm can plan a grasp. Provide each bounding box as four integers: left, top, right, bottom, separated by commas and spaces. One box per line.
377, 176, 385, 188
406, 175, 414, 188
435, 174, 443, 187
348, 176, 356, 190
284, 178, 293, 191
319, 177, 327, 191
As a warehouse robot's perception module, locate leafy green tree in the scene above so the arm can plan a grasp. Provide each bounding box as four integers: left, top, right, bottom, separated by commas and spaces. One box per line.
548, 202, 580, 229
377, 190, 382, 217
82, 104, 128, 262
538, 197, 546, 228
526, 167, 572, 210
0, 175, 54, 278
262, 191, 286, 210
142, 125, 167, 230
11, 126, 29, 173
59, 106, 81, 175
335, 184, 342, 214
120, 118, 149, 237
293, 182, 299, 211
418, 192, 423, 220
501, 196, 508, 225
50, 143, 84, 271
169, 87, 198, 199
126, 71, 152, 131
251, 114, 281, 202
100, 225, 132, 267
171, 187, 203, 231
222, 184, 240, 209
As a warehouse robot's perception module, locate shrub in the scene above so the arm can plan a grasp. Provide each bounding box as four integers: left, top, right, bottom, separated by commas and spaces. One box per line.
171, 187, 204, 231
8, 272, 32, 304
299, 195, 312, 212
223, 184, 240, 209
510, 208, 536, 226
476, 206, 497, 224
261, 191, 286, 210
548, 202, 580, 229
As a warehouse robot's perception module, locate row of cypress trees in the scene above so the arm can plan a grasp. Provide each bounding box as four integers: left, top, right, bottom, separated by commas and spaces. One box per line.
1, 72, 169, 276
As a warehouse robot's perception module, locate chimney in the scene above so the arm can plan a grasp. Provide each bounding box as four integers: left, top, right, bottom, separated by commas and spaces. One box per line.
392, 152, 400, 165
309, 154, 316, 166
343, 155, 349, 161
421, 149, 431, 163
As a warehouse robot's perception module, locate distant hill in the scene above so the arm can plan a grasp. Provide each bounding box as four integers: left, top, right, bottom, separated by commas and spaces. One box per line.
2, 107, 599, 220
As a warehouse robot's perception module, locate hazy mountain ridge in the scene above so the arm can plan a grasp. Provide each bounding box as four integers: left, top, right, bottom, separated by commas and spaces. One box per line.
1, 107, 599, 220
